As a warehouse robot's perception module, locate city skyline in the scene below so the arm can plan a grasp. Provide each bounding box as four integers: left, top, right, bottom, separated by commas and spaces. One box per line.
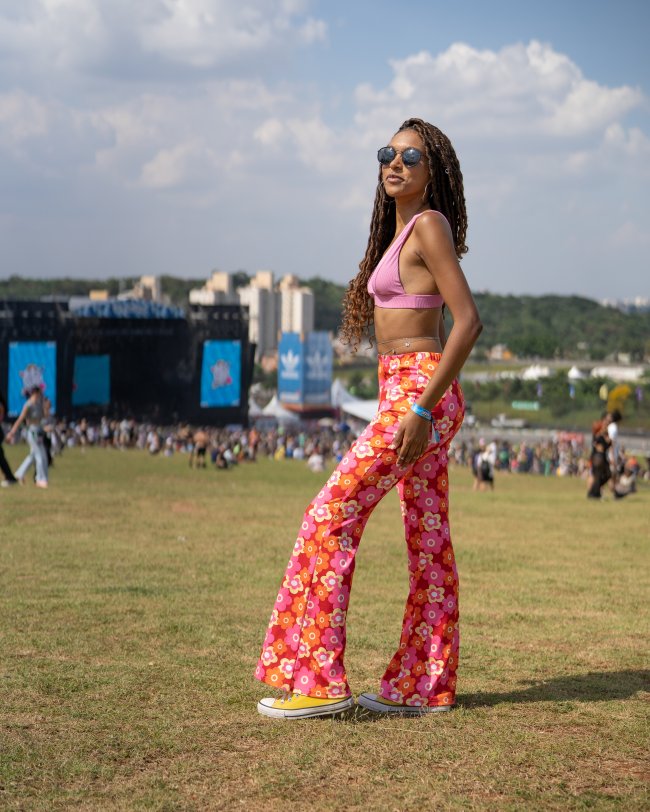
0, 1, 648, 300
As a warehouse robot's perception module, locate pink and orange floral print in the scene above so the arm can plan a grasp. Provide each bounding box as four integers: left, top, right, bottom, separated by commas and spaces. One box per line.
255, 352, 465, 708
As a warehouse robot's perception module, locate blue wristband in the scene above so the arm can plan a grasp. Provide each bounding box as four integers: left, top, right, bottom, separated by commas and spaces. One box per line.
410, 403, 440, 443
411, 403, 432, 421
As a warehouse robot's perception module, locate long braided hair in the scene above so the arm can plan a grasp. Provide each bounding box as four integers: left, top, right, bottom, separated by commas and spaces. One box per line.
340, 118, 468, 350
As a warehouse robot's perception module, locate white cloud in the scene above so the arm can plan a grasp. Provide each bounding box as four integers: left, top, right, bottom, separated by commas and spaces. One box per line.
0, 23, 646, 298
0, 1, 326, 83
354, 40, 644, 141
254, 117, 285, 146
0, 91, 50, 146
140, 139, 206, 189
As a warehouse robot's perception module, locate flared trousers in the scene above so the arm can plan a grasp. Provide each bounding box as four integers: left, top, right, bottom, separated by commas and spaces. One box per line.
255, 352, 465, 708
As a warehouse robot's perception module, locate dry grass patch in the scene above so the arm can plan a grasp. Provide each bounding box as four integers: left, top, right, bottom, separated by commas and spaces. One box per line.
1, 446, 648, 811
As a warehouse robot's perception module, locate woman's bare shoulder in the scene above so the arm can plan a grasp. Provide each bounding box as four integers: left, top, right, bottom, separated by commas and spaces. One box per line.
414, 209, 452, 236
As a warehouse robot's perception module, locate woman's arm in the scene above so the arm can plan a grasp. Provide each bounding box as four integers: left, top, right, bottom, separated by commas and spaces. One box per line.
390, 212, 482, 466
6, 400, 30, 441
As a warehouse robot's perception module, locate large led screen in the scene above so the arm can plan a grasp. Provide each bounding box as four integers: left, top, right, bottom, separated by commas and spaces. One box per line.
8, 341, 57, 416
72, 355, 111, 406
200, 340, 242, 408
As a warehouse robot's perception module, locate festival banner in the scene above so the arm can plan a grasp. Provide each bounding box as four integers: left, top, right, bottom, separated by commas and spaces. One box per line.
72, 355, 111, 406
278, 332, 332, 406
200, 340, 241, 408
304, 332, 333, 405
8, 341, 57, 416
278, 332, 304, 404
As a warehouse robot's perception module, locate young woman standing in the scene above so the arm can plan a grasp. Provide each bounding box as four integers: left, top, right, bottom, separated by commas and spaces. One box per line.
255, 118, 482, 718
6, 386, 49, 488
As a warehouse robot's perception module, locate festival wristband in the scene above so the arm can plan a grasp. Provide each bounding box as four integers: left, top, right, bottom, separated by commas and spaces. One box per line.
410, 403, 441, 443
410, 403, 432, 421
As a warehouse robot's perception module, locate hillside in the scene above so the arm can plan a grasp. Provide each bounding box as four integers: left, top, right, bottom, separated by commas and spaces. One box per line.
1, 275, 647, 361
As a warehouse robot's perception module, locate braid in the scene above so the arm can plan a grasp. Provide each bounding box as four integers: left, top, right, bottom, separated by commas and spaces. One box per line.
340, 118, 468, 350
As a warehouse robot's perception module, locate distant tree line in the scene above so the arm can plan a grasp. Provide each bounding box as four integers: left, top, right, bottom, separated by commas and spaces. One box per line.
1, 275, 648, 361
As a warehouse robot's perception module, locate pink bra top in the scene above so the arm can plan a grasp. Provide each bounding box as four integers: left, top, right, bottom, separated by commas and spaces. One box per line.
367, 210, 445, 309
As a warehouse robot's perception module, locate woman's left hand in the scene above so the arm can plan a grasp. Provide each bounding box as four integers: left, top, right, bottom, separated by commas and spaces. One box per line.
390, 410, 432, 467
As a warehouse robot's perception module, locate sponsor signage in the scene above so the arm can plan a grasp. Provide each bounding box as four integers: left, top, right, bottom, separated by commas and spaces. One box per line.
278, 332, 332, 406
511, 400, 540, 411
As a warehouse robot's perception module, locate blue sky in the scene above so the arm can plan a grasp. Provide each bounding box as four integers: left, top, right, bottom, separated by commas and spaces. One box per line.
0, 0, 648, 300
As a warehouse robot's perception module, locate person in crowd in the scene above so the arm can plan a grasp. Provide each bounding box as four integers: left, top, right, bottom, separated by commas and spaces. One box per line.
476, 442, 495, 491
306, 444, 325, 473
255, 117, 482, 719
587, 412, 612, 499
6, 386, 49, 488
614, 456, 638, 499
0, 390, 19, 487
471, 438, 485, 490
607, 409, 622, 490
190, 428, 209, 468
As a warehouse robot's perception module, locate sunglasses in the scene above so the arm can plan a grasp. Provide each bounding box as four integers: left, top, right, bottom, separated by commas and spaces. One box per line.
377, 146, 424, 167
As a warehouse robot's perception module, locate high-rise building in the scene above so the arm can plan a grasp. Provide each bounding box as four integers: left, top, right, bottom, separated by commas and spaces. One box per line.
237, 271, 279, 361
190, 270, 316, 362
278, 274, 315, 335
189, 270, 238, 305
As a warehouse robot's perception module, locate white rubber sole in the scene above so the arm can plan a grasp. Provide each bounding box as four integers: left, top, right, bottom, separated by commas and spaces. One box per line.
257, 695, 355, 719
357, 693, 454, 715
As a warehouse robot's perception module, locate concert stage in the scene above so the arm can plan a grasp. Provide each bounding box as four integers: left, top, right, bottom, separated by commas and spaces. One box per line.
0, 300, 254, 425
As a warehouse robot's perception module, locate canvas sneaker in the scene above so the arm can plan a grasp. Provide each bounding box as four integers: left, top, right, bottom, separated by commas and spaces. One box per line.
257, 693, 354, 719
357, 693, 454, 715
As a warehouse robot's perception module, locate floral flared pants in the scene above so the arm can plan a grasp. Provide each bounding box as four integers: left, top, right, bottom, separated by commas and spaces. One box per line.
255, 352, 465, 708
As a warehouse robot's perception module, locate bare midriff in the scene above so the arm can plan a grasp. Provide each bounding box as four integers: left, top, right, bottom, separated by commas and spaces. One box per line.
374, 306, 443, 355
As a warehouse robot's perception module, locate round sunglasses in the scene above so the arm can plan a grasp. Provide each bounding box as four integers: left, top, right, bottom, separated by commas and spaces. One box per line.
377, 146, 424, 167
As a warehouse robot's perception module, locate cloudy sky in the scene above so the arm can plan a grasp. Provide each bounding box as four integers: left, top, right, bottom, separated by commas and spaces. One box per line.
1, 0, 648, 299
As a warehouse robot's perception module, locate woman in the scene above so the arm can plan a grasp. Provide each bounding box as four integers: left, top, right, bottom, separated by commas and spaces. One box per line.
6, 386, 49, 488
587, 413, 612, 499
255, 118, 482, 718
0, 390, 19, 486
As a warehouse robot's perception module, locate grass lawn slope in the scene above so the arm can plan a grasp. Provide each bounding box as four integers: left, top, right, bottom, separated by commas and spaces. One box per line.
1, 448, 648, 811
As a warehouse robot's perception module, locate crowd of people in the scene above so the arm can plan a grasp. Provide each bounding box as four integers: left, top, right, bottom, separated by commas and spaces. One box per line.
1, 399, 646, 498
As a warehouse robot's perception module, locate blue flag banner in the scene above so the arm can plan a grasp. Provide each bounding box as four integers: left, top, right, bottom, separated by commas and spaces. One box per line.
73, 355, 111, 406
278, 332, 332, 406
304, 332, 333, 405
8, 341, 57, 416
278, 333, 304, 404
200, 340, 241, 408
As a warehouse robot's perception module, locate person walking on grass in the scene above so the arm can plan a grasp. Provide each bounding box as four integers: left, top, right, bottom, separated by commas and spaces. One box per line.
5, 386, 49, 488
255, 118, 482, 719
0, 391, 19, 487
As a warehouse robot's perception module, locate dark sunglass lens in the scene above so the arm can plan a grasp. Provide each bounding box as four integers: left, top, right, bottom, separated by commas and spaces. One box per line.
377, 147, 395, 165
402, 148, 422, 166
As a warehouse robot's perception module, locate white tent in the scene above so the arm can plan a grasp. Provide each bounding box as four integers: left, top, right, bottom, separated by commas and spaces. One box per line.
567, 366, 587, 381
331, 377, 378, 423
522, 364, 551, 380
248, 398, 264, 417
331, 377, 361, 408
341, 398, 378, 423
261, 394, 299, 422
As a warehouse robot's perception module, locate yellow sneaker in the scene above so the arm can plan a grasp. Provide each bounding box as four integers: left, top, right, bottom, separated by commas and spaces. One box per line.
357, 693, 453, 715
257, 693, 355, 719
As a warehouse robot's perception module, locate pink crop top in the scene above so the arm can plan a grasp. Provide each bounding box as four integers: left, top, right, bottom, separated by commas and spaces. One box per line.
367, 210, 445, 309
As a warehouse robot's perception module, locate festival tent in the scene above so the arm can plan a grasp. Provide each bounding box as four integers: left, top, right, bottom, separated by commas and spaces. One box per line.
248, 398, 264, 417
261, 394, 299, 422
567, 366, 587, 380
330, 377, 378, 423
521, 364, 551, 380
340, 398, 378, 423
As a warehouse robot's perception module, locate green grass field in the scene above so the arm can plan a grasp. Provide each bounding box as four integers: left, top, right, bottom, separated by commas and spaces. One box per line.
1, 446, 648, 811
